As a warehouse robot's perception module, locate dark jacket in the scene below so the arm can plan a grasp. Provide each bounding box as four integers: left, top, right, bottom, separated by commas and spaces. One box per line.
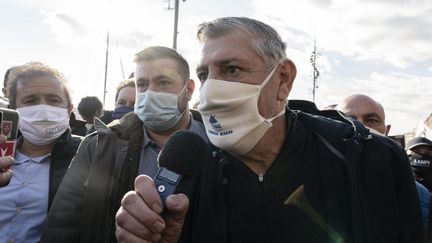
42, 104, 423, 243
47, 129, 83, 208
41, 113, 201, 243
176, 105, 424, 243
41, 113, 142, 243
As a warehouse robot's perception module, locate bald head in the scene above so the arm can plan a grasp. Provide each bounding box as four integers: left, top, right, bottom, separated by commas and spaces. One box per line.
337, 94, 390, 135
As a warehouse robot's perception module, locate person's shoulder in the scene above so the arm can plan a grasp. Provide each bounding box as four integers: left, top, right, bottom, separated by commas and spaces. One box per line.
190, 109, 203, 123
365, 131, 407, 158
416, 181, 430, 196
294, 109, 357, 141
71, 134, 84, 144
289, 99, 357, 136
99, 110, 113, 124
104, 112, 143, 139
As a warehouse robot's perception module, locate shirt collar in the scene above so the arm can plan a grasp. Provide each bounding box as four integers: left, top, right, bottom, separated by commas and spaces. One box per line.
14, 150, 50, 164
142, 128, 158, 149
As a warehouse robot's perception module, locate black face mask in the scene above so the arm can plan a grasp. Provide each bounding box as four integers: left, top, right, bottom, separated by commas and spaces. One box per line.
410, 153, 432, 176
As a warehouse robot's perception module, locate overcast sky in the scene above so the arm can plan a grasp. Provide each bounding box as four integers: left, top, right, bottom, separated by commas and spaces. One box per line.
0, 0, 431, 135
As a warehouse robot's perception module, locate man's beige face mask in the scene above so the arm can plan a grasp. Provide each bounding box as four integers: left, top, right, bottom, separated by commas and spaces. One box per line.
198, 62, 285, 155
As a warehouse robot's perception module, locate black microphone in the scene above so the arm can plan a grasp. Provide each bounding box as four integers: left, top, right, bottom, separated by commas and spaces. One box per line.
153, 130, 207, 207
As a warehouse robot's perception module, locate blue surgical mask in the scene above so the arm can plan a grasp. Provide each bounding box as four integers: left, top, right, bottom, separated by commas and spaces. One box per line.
134, 86, 186, 131
112, 106, 134, 120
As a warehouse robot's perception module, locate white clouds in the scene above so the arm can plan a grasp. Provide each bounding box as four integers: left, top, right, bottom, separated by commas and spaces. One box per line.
252, 0, 432, 69
311, 71, 432, 134
40, 0, 173, 48
1, 0, 431, 133
250, 0, 432, 133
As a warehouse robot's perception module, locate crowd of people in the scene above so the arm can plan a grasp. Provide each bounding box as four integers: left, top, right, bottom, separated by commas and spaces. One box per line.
0, 16, 431, 243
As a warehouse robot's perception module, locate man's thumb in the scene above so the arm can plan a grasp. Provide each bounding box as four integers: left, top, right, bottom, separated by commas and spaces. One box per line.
160, 193, 189, 243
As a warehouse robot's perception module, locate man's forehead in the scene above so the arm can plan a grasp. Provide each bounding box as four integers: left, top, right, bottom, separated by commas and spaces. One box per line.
340, 98, 384, 118
198, 31, 260, 67
136, 59, 180, 79
17, 75, 66, 99
18, 74, 62, 89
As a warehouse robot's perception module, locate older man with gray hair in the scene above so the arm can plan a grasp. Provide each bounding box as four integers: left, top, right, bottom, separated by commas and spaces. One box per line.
115, 17, 423, 243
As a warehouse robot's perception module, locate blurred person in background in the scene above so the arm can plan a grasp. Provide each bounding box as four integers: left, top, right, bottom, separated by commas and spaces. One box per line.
99, 78, 136, 124
337, 93, 431, 239
407, 137, 432, 191
0, 67, 16, 108
77, 96, 103, 135
336, 94, 390, 135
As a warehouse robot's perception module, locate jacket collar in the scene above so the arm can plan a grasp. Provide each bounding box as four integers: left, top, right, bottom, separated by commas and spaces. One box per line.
94, 112, 143, 140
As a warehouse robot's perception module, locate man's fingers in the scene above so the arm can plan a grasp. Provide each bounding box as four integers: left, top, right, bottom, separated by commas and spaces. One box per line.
160, 194, 189, 243
116, 206, 162, 243
0, 170, 12, 187
166, 194, 189, 221
0, 156, 14, 169
120, 191, 165, 235
0, 156, 13, 187
134, 175, 163, 214
116, 223, 154, 243
118, 175, 188, 243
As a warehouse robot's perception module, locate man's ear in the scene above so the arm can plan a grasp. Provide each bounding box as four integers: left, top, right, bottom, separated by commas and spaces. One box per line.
186, 79, 195, 100
385, 124, 391, 136
67, 104, 74, 117
277, 59, 297, 101
2, 88, 8, 98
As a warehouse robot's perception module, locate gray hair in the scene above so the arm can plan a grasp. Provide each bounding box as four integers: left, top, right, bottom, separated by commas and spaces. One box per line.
197, 17, 287, 72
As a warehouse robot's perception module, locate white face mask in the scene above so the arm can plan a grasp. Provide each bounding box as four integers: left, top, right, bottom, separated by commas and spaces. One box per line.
134, 84, 187, 131
17, 104, 69, 146
198, 63, 285, 155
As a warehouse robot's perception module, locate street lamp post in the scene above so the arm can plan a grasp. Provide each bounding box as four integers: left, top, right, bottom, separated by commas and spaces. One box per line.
166, 0, 185, 50
172, 0, 180, 50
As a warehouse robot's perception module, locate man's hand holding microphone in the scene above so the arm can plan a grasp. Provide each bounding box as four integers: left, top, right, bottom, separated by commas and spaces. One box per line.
116, 130, 207, 243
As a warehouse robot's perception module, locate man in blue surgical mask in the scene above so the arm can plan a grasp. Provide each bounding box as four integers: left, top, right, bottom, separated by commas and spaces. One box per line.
0, 62, 82, 243
41, 46, 208, 243
99, 78, 136, 125
116, 17, 423, 243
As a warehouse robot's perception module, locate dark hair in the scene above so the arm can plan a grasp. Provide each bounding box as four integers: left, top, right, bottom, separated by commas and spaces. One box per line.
77, 96, 103, 121
134, 46, 190, 82
115, 78, 135, 102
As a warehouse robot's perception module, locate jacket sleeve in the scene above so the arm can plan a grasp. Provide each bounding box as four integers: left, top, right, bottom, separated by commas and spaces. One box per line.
40, 134, 97, 243
394, 147, 426, 243
357, 136, 425, 243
